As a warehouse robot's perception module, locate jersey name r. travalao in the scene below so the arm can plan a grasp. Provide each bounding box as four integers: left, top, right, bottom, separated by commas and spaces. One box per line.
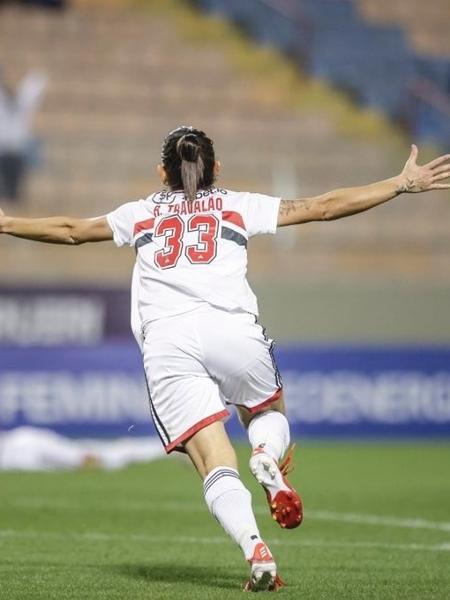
106, 188, 280, 327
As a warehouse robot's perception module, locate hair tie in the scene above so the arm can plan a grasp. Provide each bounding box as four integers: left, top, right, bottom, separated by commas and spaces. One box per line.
177, 134, 200, 163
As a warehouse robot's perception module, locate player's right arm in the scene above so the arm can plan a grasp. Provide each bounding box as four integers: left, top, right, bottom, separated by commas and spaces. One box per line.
277, 145, 450, 227
0, 209, 113, 245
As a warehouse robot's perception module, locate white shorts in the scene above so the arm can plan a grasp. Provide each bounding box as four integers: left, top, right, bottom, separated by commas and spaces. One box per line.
142, 305, 282, 453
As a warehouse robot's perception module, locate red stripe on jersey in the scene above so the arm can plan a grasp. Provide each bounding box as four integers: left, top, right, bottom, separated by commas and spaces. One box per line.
222, 211, 246, 231
134, 218, 155, 236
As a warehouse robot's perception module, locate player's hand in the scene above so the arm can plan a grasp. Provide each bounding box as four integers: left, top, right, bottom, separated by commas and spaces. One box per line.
0, 207, 6, 233
398, 145, 450, 193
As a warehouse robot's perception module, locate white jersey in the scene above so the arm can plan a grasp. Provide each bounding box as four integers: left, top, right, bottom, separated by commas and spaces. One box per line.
106, 188, 280, 328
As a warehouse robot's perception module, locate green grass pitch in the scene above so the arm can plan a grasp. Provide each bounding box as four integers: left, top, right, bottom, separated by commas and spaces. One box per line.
1, 442, 449, 599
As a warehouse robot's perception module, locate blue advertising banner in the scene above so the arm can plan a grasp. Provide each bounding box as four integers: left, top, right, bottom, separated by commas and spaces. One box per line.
0, 344, 449, 439
0, 287, 132, 345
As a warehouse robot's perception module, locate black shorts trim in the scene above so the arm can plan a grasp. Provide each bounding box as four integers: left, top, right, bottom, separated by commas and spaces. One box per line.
143, 369, 170, 447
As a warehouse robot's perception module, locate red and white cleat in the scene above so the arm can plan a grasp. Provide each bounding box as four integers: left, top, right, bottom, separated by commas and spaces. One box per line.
250, 444, 303, 529
243, 542, 284, 592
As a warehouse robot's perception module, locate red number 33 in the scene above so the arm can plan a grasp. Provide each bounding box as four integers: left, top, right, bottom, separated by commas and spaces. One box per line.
154, 214, 219, 269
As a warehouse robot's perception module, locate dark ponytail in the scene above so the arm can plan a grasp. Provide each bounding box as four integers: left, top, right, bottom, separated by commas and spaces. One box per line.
176, 134, 204, 203
161, 126, 215, 201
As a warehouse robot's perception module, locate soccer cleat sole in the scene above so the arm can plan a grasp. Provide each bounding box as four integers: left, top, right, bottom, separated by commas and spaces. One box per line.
253, 570, 275, 592
269, 489, 303, 529
244, 572, 284, 592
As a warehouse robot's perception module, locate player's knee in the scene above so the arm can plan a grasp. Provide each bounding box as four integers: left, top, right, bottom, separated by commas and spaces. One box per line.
262, 397, 286, 416
238, 395, 286, 429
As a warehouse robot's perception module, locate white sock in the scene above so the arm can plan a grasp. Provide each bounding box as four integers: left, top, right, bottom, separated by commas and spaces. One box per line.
204, 466, 261, 560
248, 411, 290, 461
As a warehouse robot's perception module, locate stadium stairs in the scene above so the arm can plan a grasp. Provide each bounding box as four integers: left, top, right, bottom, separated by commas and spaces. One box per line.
196, 0, 450, 147
355, 0, 450, 57
354, 0, 450, 146
0, 0, 449, 290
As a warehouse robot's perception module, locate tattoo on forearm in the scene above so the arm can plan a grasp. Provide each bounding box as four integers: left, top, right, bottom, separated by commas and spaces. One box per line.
279, 199, 310, 217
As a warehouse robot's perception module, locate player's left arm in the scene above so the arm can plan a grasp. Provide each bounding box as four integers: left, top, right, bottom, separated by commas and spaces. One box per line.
277, 145, 450, 227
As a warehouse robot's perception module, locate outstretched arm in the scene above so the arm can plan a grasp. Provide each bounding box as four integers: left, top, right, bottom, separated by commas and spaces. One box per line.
278, 145, 450, 227
0, 211, 113, 245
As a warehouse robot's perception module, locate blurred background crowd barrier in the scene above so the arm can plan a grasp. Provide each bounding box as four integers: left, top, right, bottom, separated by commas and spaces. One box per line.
0, 0, 449, 440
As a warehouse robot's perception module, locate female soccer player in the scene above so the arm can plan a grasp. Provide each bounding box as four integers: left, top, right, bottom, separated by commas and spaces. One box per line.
0, 127, 448, 591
